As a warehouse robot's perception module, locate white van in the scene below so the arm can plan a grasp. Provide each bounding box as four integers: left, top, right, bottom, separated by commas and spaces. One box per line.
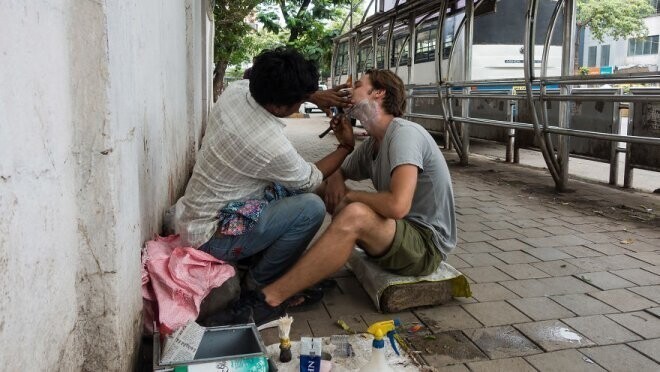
301, 84, 328, 113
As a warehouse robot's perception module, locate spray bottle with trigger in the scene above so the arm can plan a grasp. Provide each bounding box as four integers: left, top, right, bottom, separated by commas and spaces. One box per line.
358, 319, 401, 372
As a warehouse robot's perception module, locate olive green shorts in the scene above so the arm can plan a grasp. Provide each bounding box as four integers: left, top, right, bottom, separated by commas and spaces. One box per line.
370, 219, 442, 277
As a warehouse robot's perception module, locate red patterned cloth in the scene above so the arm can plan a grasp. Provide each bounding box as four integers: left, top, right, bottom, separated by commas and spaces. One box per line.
141, 235, 235, 334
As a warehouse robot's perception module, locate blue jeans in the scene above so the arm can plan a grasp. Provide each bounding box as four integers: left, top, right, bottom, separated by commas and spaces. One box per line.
200, 193, 326, 287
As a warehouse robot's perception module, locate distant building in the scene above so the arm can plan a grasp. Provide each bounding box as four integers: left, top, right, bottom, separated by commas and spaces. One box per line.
580, 1, 660, 74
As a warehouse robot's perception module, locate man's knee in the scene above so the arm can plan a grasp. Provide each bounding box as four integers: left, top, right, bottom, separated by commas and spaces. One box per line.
332, 202, 373, 233
298, 193, 326, 225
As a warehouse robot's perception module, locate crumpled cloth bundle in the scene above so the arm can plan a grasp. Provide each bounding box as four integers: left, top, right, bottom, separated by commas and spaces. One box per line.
141, 235, 235, 334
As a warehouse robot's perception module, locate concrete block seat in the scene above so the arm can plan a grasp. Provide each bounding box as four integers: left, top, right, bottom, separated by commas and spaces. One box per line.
347, 249, 472, 313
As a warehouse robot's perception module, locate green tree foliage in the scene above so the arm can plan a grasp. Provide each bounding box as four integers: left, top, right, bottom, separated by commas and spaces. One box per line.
257, 1, 353, 79
576, 0, 655, 71
212, 0, 260, 101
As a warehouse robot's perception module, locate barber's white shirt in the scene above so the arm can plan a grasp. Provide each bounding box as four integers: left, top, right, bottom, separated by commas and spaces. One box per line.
175, 80, 323, 247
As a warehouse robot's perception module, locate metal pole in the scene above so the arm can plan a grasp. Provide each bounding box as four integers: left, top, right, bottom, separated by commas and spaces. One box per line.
556, 0, 576, 191
623, 102, 634, 188
460, 0, 474, 166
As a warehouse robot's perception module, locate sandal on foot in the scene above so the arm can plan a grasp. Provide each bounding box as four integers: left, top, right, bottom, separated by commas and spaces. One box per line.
286, 289, 324, 311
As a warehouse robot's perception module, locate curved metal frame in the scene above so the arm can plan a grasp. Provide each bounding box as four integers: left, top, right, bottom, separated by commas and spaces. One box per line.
333, 0, 660, 191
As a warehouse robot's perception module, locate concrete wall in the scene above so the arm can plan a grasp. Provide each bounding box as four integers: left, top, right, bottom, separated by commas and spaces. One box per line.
0, 1, 211, 370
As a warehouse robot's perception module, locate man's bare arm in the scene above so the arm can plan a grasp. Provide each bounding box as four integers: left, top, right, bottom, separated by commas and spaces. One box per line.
344, 164, 418, 219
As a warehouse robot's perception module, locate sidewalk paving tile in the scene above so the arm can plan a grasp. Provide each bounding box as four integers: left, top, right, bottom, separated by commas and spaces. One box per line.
469, 283, 520, 302
607, 311, 660, 339
614, 239, 658, 253
408, 331, 487, 366
627, 338, 660, 363
458, 222, 489, 232
532, 260, 586, 276
489, 239, 535, 252
589, 289, 657, 312
496, 263, 550, 279
646, 307, 660, 317
463, 301, 531, 327
524, 349, 606, 372
483, 229, 526, 240
557, 245, 603, 258
467, 357, 537, 372
460, 266, 513, 283
481, 221, 519, 230
579, 344, 659, 372
500, 279, 550, 297
513, 227, 553, 238
523, 247, 573, 261
514, 320, 595, 351
464, 326, 542, 359
446, 255, 471, 269
575, 232, 615, 244
561, 315, 642, 345
361, 311, 419, 328
491, 251, 539, 264
434, 364, 470, 372
456, 253, 505, 267
628, 285, 660, 304
414, 306, 482, 332
597, 255, 651, 270
627, 252, 660, 267
460, 242, 501, 253
323, 278, 376, 317
611, 268, 660, 286
307, 314, 366, 337
460, 231, 493, 243
572, 271, 635, 290
550, 294, 618, 316
508, 297, 575, 321
584, 243, 632, 256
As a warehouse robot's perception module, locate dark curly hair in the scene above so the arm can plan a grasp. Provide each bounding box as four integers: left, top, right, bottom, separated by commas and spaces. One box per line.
249, 47, 319, 107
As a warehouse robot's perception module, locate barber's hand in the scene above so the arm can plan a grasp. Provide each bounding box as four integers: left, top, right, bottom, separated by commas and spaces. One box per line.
330, 115, 355, 149
310, 84, 353, 110
324, 174, 347, 215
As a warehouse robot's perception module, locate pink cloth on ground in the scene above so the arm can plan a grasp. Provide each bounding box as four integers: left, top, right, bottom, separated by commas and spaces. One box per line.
141, 235, 235, 334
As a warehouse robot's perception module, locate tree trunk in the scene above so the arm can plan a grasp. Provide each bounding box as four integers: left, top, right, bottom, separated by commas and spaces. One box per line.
573, 25, 582, 74
213, 60, 229, 102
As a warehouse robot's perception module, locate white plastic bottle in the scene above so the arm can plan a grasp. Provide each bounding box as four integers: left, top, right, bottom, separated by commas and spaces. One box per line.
359, 338, 394, 372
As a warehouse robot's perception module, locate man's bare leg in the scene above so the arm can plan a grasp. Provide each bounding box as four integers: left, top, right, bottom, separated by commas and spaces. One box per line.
261, 202, 396, 307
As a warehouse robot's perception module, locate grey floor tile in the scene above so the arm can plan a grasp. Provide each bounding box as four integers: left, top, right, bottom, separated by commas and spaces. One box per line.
607, 311, 660, 339
464, 326, 542, 359
579, 344, 659, 372
514, 320, 595, 351
490, 239, 535, 252
508, 297, 575, 321
590, 289, 657, 312
532, 260, 586, 277
470, 283, 521, 302
492, 251, 540, 264
457, 253, 505, 267
629, 285, 660, 304
524, 349, 606, 372
628, 338, 660, 363
523, 247, 573, 261
461, 266, 513, 283
463, 301, 531, 327
562, 315, 642, 345
496, 263, 550, 280
611, 268, 660, 286
467, 357, 537, 372
573, 271, 635, 290
557, 245, 603, 258
550, 293, 618, 316
408, 331, 488, 367
414, 306, 482, 332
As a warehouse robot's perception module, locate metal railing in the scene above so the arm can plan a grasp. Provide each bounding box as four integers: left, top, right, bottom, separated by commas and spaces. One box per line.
332, 0, 660, 191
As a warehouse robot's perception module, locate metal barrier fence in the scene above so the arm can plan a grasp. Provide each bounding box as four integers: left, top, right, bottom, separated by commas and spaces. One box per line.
332, 0, 660, 191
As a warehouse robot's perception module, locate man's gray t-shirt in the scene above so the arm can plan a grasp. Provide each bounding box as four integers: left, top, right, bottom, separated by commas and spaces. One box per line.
341, 117, 457, 258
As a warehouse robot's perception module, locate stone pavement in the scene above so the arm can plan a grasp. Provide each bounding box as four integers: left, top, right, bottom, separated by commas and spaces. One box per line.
261, 116, 660, 371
